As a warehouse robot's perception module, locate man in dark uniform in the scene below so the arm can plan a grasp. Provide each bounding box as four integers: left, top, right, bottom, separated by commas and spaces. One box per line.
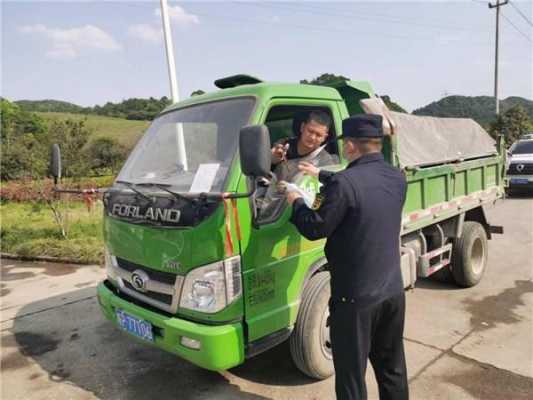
286, 114, 409, 400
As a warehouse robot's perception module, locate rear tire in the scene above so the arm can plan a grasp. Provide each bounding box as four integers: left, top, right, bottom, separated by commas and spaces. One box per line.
290, 271, 334, 380
451, 221, 488, 287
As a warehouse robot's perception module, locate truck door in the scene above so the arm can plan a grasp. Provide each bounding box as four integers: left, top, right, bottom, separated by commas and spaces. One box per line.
241, 99, 344, 343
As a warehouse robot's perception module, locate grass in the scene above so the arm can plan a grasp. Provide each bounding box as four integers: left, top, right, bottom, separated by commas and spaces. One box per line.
1, 200, 104, 264
36, 112, 150, 149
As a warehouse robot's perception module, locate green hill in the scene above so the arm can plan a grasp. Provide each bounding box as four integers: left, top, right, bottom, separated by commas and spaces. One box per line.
413, 96, 533, 126
36, 112, 149, 150
16, 97, 171, 121
16, 99, 87, 114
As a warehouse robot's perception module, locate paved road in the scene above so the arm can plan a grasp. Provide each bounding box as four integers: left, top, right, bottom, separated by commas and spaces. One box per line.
1, 196, 532, 399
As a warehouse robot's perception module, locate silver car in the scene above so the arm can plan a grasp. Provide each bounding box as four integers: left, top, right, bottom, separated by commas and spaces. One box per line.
507, 139, 533, 193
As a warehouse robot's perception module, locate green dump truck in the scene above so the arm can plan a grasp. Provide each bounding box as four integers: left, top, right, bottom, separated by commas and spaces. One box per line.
85, 75, 505, 379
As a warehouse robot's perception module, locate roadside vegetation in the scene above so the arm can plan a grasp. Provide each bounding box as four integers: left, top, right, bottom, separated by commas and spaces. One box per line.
1, 200, 104, 264
0, 99, 126, 264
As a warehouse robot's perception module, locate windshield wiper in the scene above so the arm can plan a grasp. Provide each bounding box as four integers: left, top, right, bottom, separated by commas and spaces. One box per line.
115, 180, 153, 202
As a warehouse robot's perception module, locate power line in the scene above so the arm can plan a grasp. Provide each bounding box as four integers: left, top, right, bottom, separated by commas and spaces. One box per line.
191, 10, 492, 46
501, 11, 533, 43
239, 1, 484, 34
472, 0, 532, 43
509, 0, 533, 26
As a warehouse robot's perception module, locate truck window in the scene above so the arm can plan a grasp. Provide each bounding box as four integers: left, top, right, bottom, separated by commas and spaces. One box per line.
255, 105, 340, 225
265, 105, 339, 158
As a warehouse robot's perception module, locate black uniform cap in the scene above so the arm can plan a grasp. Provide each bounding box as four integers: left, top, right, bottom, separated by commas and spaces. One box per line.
339, 114, 384, 139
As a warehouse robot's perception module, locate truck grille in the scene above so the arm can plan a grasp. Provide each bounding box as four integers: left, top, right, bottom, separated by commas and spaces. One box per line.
123, 281, 173, 305
116, 258, 177, 285
508, 162, 533, 175
111, 258, 184, 314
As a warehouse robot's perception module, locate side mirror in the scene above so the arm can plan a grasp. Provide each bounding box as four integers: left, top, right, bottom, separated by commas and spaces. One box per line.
50, 144, 62, 185
239, 125, 271, 178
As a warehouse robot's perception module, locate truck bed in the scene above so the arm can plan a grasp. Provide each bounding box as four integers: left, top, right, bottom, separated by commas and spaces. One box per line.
401, 154, 504, 234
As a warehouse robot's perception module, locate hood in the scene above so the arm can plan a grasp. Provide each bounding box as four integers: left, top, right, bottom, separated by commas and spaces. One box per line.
104, 202, 228, 276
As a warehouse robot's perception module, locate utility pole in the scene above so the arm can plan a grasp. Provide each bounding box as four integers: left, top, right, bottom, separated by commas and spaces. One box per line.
488, 0, 509, 116
160, 0, 188, 171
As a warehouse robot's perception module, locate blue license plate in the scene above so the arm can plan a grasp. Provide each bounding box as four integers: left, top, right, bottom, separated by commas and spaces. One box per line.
116, 309, 154, 342
511, 178, 529, 185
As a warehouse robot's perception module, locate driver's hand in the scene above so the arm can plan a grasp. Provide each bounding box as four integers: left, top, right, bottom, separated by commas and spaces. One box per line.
271, 143, 289, 164
276, 180, 288, 193
298, 161, 320, 178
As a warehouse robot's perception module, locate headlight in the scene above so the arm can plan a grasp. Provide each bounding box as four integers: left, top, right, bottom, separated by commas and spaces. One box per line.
104, 248, 119, 283
179, 256, 242, 313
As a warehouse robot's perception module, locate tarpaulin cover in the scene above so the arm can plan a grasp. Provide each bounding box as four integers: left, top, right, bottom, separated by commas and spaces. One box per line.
358, 98, 497, 167
391, 111, 497, 167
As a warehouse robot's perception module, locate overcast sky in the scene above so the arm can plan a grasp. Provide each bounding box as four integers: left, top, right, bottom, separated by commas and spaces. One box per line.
2, 0, 532, 111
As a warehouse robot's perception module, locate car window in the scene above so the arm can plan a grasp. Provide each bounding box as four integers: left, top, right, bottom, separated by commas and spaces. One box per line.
254, 105, 341, 225
512, 141, 533, 155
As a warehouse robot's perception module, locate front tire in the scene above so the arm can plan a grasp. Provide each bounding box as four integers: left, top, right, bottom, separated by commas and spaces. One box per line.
290, 271, 334, 379
451, 221, 488, 287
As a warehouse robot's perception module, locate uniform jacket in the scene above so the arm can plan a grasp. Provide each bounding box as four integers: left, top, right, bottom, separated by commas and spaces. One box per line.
290, 152, 407, 309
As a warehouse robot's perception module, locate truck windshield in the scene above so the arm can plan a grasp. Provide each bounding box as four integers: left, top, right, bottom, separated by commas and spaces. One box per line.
116, 97, 255, 192
511, 141, 533, 155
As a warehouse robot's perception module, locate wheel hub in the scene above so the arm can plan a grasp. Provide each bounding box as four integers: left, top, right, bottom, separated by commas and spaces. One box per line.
320, 306, 333, 360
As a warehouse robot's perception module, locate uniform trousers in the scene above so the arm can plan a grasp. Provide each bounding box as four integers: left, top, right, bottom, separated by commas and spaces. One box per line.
329, 292, 409, 400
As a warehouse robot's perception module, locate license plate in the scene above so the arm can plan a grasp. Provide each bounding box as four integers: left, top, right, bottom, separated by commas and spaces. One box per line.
115, 309, 154, 342
510, 178, 529, 185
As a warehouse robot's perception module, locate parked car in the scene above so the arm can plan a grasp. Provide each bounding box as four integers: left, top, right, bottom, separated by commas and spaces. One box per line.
507, 139, 533, 194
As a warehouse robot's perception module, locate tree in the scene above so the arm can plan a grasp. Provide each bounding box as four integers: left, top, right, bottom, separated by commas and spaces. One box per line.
86, 137, 128, 175
489, 105, 531, 146
380, 95, 407, 113
300, 73, 349, 86
1, 133, 48, 180
0, 99, 48, 180
1, 99, 46, 145
48, 119, 92, 178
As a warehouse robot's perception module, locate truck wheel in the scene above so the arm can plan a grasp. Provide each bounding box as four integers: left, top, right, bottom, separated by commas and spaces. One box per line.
290, 271, 334, 380
451, 221, 488, 287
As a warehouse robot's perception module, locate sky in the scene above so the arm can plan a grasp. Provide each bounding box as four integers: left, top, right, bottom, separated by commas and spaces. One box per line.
2, 0, 532, 112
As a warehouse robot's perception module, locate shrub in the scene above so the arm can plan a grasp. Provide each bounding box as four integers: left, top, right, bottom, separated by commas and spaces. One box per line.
86, 137, 128, 174
48, 118, 92, 178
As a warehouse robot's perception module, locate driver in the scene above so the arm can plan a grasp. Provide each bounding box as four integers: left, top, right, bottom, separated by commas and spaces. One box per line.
270, 110, 335, 183
257, 111, 336, 219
